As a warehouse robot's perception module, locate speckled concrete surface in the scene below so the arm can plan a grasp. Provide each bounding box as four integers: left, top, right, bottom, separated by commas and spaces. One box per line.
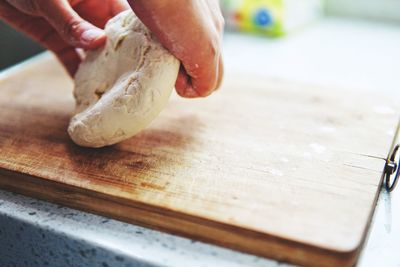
0, 190, 281, 267
1, 17, 400, 267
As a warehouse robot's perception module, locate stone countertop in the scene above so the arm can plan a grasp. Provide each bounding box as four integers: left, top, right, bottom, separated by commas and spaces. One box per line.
1, 17, 400, 267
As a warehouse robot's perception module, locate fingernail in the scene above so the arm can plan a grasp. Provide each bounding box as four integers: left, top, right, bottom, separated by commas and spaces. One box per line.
81, 28, 105, 45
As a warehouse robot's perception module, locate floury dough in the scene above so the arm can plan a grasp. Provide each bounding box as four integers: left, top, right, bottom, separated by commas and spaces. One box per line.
68, 10, 179, 147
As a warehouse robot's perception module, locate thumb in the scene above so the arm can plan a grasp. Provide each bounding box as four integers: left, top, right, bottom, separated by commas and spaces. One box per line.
37, 0, 106, 49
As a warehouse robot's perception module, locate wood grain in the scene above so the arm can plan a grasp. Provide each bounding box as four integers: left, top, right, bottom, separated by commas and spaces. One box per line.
0, 53, 398, 266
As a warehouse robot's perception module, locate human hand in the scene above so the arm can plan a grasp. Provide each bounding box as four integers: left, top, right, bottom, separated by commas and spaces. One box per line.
0, 0, 128, 75
0, 0, 224, 98
129, 0, 224, 98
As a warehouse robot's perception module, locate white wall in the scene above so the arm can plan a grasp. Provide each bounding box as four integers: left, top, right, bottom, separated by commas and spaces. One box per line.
326, 0, 400, 23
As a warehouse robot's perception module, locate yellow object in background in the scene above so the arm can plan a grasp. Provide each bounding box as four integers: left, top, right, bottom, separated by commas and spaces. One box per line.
220, 0, 323, 37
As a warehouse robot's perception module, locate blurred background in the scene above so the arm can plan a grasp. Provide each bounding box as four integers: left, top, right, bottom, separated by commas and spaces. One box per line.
0, 21, 43, 70
1, 0, 400, 71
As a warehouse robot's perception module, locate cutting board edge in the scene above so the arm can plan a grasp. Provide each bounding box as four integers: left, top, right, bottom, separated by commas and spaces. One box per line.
0, 167, 361, 267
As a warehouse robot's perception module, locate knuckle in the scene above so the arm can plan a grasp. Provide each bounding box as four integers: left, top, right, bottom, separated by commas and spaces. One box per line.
63, 18, 82, 42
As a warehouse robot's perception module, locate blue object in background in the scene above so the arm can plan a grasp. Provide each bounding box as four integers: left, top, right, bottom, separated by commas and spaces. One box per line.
253, 8, 273, 27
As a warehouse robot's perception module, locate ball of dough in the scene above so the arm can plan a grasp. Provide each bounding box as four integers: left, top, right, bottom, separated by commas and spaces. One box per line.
68, 10, 179, 148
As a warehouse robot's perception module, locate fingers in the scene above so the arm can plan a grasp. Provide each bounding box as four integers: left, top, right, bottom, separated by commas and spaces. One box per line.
33, 21, 81, 76
175, 66, 190, 97
0, 1, 81, 76
71, 0, 129, 29
180, 2, 224, 97
25, 0, 106, 49
0, 0, 24, 21
175, 52, 224, 98
175, 65, 200, 98
130, 0, 224, 99
187, 50, 220, 97
5, 0, 106, 49
1, 0, 131, 77
176, 40, 223, 98
45, 0, 106, 48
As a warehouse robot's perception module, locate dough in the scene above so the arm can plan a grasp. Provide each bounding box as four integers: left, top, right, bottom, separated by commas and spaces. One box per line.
68, 10, 179, 148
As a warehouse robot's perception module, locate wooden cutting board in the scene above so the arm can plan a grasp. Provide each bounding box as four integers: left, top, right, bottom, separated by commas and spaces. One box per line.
0, 53, 398, 267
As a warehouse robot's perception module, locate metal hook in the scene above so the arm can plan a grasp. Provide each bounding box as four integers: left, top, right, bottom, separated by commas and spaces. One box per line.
385, 144, 400, 192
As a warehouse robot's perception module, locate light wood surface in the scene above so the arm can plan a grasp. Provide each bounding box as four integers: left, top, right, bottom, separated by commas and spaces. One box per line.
0, 54, 398, 266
